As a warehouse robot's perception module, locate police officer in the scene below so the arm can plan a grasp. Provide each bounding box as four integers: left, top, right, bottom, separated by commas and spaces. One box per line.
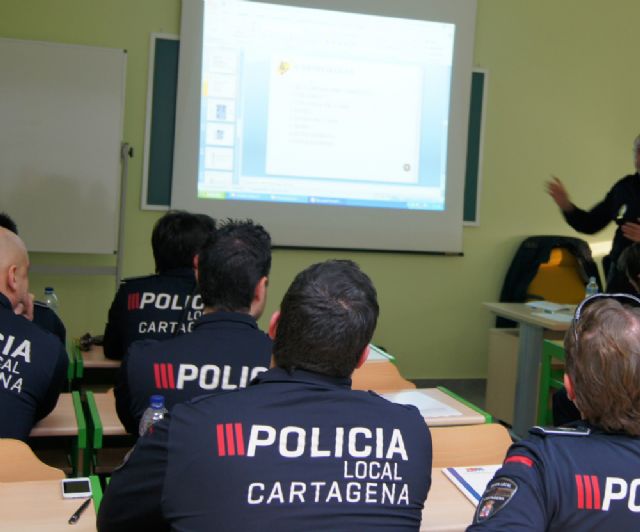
114, 219, 273, 434
98, 260, 432, 531
0, 213, 66, 344
0, 228, 68, 440
102, 211, 215, 359
469, 295, 640, 530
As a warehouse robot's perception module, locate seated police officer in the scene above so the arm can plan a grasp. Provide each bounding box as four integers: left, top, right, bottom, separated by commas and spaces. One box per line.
469, 294, 640, 530
552, 244, 640, 426
0, 212, 66, 344
98, 260, 432, 531
0, 228, 68, 440
103, 210, 215, 359
114, 219, 273, 434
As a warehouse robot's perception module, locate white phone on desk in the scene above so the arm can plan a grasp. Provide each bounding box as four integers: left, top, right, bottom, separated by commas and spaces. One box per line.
61, 477, 92, 499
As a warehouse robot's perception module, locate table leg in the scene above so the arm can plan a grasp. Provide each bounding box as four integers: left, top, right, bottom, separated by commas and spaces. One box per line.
512, 322, 543, 438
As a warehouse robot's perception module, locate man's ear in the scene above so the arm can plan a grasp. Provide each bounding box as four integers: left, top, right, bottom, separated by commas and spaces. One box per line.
250, 276, 268, 318
268, 310, 280, 340
6, 264, 17, 292
193, 254, 200, 282
355, 344, 370, 369
254, 276, 268, 303
564, 373, 576, 402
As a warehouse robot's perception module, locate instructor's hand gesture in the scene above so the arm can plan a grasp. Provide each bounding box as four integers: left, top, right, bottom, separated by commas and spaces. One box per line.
546, 176, 573, 212
622, 221, 640, 242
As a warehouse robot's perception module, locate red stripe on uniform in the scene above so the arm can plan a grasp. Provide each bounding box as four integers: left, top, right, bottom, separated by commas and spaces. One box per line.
153, 364, 162, 389
234, 423, 245, 456
592, 476, 601, 510
226, 423, 236, 456
160, 364, 168, 389
576, 474, 585, 509
216, 424, 226, 456
167, 363, 175, 389
584, 475, 593, 509
504, 455, 533, 468
127, 294, 133, 310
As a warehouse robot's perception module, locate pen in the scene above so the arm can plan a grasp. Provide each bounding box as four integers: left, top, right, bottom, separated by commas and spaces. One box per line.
68, 497, 91, 525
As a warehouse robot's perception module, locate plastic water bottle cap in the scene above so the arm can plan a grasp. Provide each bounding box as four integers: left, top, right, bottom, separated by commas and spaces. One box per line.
150, 395, 165, 409
45, 287, 54, 294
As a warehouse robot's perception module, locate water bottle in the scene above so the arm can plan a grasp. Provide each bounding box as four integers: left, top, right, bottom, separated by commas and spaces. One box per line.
585, 277, 599, 298
139, 395, 168, 436
43, 287, 59, 314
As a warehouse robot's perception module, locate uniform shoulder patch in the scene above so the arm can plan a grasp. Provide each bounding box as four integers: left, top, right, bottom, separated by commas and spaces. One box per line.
473, 477, 518, 523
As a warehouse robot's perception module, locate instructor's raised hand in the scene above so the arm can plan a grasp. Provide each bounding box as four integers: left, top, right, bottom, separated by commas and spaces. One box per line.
546, 176, 573, 212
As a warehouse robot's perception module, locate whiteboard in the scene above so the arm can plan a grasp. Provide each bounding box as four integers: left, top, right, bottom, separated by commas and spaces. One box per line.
0, 38, 126, 254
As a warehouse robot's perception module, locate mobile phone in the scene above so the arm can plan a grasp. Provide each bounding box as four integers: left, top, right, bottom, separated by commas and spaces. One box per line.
61, 477, 92, 499
531, 425, 591, 436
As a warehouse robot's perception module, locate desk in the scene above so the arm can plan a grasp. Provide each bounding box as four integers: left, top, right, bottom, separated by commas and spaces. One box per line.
352, 360, 415, 392
31, 393, 78, 437
484, 302, 571, 437
421, 468, 475, 531
29, 391, 87, 476
0, 478, 99, 531
87, 390, 127, 438
78, 344, 120, 371
383, 388, 488, 427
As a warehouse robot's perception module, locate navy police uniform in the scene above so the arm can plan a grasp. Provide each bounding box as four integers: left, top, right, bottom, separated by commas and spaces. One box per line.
468, 423, 640, 531
115, 311, 272, 434
0, 293, 68, 441
33, 301, 66, 345
99, 367, 432, 531
563, 173, 640, 290
103, 268, 203, 360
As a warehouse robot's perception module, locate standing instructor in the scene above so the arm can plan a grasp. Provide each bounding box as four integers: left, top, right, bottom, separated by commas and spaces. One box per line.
547, 134, 640, 291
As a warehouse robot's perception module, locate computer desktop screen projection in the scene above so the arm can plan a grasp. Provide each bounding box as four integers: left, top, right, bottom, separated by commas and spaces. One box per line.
172, 0, 477, 252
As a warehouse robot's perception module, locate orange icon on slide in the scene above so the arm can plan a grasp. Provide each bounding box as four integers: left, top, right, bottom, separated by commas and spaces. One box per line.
278, 61, 291, 75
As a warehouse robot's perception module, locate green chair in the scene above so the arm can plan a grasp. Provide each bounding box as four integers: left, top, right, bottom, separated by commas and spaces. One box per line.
90, 475, 104, 512
537, 339, 566, 425
71, 390, 88, 476
85, 390, 134, 476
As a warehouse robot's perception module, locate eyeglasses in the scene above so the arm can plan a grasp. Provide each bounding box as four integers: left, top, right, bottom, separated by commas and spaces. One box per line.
573, 293, 640, 343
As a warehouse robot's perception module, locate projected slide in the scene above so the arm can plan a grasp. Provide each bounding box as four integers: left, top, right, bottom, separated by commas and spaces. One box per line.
198, 0, 455, 211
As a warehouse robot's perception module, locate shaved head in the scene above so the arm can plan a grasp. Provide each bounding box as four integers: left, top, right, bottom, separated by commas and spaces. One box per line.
0, 228, 30, 309
0, 227, 27, 267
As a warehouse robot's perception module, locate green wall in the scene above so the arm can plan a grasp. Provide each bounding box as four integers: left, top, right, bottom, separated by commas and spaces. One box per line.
1, 0, 635, 378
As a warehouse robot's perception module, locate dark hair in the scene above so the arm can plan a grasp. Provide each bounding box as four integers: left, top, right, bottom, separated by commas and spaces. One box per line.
273, 260, 379, 378
198, 219, 271, 311
565, 298, 640, 436
0, 213, 18, 234
151, 211, 215, 273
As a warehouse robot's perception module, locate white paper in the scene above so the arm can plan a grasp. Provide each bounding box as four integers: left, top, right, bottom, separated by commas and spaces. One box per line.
367, 344, 394, 361
525, 301, 570, 312
382, 390, 462, 418
531, 311, 573, 323
443, 465, 501, 503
